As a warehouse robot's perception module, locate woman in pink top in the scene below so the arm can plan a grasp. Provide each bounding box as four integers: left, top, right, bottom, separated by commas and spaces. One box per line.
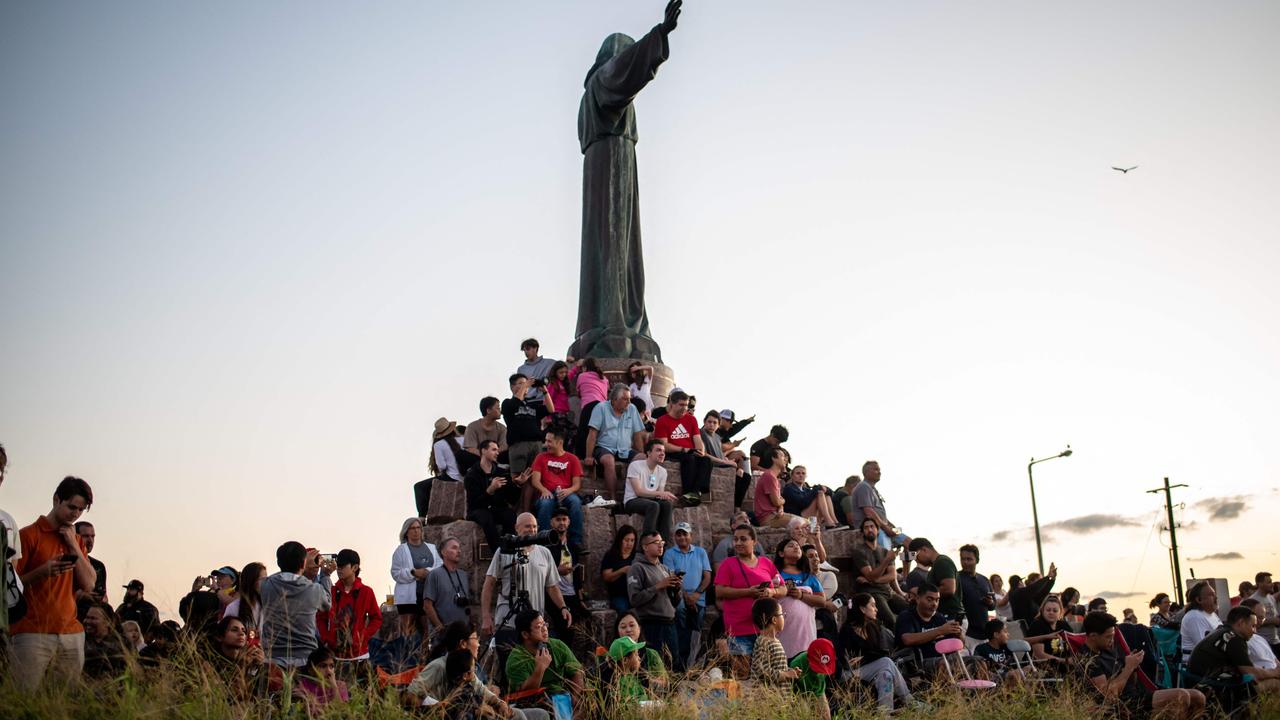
713, 524, 786, 679
544, 361, 573, 419
570, 357, 610, 456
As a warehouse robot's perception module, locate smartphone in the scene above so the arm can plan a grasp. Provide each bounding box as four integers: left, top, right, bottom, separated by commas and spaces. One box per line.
756, 582, 770, 590
247, 629, 260, 648
59, 553, 78, 563
321, 553, 337, 563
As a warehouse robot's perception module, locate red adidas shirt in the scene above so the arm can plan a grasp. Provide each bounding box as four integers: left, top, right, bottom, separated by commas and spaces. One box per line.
532, 451, 583, 492
655, 413, 700, 450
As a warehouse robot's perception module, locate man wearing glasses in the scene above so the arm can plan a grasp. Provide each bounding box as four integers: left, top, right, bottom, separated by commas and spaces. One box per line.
627, 531, 680, 665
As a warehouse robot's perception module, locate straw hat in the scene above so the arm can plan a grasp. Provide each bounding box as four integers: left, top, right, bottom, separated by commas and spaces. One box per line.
432, 417, 457, 440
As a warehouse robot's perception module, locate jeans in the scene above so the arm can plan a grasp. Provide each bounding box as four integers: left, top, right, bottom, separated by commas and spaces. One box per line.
8, 632, 85, 690
623, 497, 673, 545
857, 656, 912, 714
609, 595, 630, 613
640, 618, 678, 668
673, 603, 705, 671
468, 506, 517, 553
675, 451, 712, 495
534, 492, 584, 546
877, 529, 910, 550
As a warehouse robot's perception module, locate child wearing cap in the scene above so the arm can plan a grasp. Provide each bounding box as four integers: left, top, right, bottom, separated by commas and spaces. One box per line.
789, 638, 836, 720
608, 636, 651, 702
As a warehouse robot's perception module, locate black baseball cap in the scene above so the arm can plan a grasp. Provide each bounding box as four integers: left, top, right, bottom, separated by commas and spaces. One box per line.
123, 579, 144, 591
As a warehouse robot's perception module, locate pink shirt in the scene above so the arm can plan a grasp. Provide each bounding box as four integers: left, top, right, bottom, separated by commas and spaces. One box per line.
753, 471, 782, 523
777, 590, 817, 657
571, 367, 609, 405
714, 555, 781, 637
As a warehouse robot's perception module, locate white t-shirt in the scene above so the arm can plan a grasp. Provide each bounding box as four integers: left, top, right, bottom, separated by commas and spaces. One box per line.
1248, 633, 1278, 670
629, 377, 653, 414
1180, 608, 1222, 659
0, 509, 21, 565
1250, 591, 1279, 644
432, 438, 463, 481
624, 459, 667, 505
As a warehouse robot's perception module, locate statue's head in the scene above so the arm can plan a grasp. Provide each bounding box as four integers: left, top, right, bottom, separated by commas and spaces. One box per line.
585, 33, 636, 86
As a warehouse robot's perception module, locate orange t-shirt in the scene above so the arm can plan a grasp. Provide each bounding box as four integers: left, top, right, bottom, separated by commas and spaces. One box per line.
11, 515, 86, 635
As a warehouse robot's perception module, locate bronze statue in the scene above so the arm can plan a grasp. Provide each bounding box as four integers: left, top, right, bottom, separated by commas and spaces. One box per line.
568, 0, 682, 363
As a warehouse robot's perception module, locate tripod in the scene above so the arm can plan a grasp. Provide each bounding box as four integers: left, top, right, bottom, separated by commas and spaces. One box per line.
480, 547, 534, 686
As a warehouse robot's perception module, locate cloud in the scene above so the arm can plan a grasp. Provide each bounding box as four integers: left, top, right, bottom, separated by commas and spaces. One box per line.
1196, 496, 1249, 522
1094, 590, 1147, 600
1188, 552, 1244, 561
1043, 514, 1141, 534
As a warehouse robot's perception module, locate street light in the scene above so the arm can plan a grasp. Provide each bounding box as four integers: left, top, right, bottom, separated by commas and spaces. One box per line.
1027, 445, 1072, 575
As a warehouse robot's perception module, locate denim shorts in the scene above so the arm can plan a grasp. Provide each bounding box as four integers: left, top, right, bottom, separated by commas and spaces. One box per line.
727, 634, 757, 656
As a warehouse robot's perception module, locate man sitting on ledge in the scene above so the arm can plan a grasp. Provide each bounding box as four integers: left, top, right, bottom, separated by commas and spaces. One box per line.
653, 390, 711, 505
584, 383, 645, 505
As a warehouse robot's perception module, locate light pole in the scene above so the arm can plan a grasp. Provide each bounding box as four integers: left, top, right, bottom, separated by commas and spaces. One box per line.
1027, 445, 1072, 575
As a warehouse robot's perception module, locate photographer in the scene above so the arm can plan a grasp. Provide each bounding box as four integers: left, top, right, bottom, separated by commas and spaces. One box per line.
626, 531, 679, 666
480, 513, 572, 646
424, 538, 472, 634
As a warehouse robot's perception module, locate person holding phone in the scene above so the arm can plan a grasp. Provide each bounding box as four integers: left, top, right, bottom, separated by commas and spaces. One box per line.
9, 476, 98, 689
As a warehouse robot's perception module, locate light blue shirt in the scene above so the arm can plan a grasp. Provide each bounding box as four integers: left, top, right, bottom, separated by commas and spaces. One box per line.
589, 401, 644, 455
662, 544, 712, 607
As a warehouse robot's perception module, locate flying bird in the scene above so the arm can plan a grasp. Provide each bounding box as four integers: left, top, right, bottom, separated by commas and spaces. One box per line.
1111, 166, 1138, 174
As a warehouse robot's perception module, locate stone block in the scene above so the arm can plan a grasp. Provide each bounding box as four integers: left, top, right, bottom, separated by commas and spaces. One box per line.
706, 468, 735, 532
423, 524, 445, 548
439, 520, 482, 571
583, 507, 616, 600
426, 479, 467, 524
754, 528, 789, 559
822, 527, 858, 561
588, 608, 618, 650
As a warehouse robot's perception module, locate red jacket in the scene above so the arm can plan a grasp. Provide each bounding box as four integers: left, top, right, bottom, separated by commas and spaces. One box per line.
321, 577, 382, 658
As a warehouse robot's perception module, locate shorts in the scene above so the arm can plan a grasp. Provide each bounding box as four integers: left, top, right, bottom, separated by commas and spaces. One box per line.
877, 529, 910, 550
728, 634, 757, 656
591, 446, 632, 463
396, 603, 423, 616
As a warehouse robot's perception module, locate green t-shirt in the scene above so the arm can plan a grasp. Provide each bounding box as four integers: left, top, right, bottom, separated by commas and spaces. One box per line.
616, 672, 649, 701
789, 653, 826, 697
643, 648, 666, 678
505, 638, 582, 696
928, 554, 965, 620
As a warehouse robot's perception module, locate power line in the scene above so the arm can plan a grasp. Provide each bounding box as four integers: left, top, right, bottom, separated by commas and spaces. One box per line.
1147, 477, 1189, 605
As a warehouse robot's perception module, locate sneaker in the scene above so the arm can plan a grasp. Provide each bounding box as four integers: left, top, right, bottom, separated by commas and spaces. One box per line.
681, 492, 702, 506
586, 496, 615, 509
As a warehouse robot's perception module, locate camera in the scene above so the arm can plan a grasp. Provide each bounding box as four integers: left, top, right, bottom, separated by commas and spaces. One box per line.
498, 531, 556, 554
454, 592, 471, 609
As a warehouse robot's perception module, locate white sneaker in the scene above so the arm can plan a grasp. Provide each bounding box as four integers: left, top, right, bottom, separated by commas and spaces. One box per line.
586, 496, 615, 509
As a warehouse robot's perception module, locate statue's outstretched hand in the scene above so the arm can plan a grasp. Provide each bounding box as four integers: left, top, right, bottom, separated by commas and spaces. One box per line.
662, 0, 682, 34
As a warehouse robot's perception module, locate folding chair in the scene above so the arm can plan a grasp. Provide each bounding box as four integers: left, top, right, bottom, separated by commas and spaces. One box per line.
935, 637, 996, 690
1007, 638, 1062, 684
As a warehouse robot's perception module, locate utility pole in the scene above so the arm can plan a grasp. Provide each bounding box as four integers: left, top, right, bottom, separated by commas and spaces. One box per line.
1148, 477, 1188, 605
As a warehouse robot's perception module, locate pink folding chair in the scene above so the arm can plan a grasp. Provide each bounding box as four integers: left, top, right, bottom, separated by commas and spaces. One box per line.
935, 637, 997, 690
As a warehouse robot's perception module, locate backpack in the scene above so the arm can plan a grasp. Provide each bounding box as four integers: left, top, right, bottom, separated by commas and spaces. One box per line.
2, 540, 27, 626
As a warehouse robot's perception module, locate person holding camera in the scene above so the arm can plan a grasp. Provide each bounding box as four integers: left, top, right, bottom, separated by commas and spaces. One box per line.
626, 531, 679, 667
260, 542, 333, 668
503, 374, 552, 475
480, 513, 572, 643
424, 538, 472, 634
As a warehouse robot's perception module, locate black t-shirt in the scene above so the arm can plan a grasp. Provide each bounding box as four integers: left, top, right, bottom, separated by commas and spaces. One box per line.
1009, 576, 1055, 624
851, 543, 890, 592
1186, 625, 1253, 680
749, 438, 777, 464
1027, 618, 1072, 659
600, 549, 634, 601
928, 555, 964, 621
502, 397, 546, 444
464, 462, 521, 513
974, 641, 1015, 670
958, 572, 994, 639
895, 609, 948, 659
1082, 644, 1149, 706
839, 622, 891, 663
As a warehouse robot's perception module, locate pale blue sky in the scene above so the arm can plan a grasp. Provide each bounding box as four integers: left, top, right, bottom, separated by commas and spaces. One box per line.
3, 1, 1278, 616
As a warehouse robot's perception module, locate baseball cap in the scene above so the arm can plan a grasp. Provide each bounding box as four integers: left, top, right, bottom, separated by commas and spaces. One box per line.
608, 636, 646, 661
674, 522, 693, 534
211, 566, 238, 579
123, 579, 144, 591
807, 638, 836, 675
719, 409, 735, 421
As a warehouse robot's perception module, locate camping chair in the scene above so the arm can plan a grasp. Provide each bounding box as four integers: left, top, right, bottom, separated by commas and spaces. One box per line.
1007, 638, 1062, 684
1178, 665, 1257, 718
1062, 631, 1157, 693
934, 638, 996, 690
1150, 626, 1180, 688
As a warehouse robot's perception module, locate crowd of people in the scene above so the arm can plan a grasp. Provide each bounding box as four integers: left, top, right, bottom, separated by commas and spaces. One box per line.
3, 339, 1279, 718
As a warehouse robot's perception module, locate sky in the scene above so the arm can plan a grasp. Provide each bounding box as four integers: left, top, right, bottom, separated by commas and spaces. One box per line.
2, 1, 1278, 619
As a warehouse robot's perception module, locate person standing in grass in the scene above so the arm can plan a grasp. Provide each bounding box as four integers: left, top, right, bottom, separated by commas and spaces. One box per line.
750, 597, 801, 685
